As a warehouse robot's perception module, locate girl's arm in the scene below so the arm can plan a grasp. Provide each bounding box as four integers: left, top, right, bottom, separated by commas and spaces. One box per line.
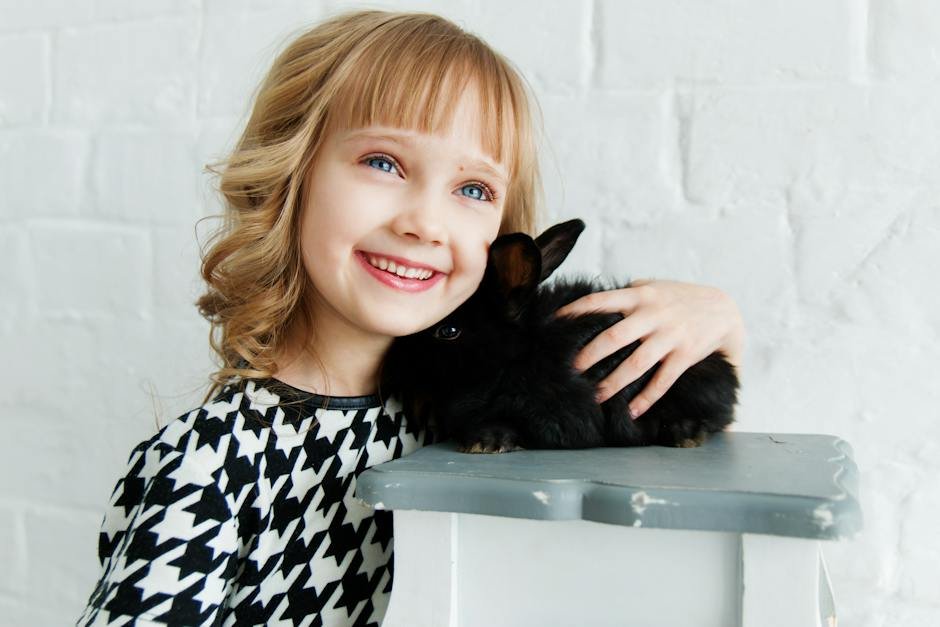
77, 440, 238, 625
554, 279, 745, 419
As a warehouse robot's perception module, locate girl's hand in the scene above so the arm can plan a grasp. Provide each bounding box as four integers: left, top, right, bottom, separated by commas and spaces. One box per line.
553, 279, 744, 419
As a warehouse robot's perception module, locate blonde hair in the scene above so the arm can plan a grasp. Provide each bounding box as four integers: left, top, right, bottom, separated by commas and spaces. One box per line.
195, 8, 546, 406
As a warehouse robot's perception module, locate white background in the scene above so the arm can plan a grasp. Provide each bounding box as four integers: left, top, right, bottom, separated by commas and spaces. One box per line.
1, 1, 938, 624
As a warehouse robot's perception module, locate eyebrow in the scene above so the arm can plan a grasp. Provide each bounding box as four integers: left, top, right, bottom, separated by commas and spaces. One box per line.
341, 129, 508, 184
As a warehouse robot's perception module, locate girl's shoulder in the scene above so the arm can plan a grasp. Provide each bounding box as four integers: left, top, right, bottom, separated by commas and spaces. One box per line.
149, 378, 275, 465
150, 377, 368, 456
139, 377, 431, 484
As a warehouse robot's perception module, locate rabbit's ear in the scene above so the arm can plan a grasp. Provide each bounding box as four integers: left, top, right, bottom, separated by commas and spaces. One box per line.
534, 218, 586, 282
486, 233, 542, 320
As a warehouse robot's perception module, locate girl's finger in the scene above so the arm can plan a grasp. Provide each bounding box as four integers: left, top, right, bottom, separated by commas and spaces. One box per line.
554, 283, 653, 319
571, 310, 659, 373
625, 351, 692, 419
593, 328, 677, 403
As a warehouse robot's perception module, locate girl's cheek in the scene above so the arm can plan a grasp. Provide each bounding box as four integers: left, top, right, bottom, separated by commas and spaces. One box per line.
448, 224, 492, 288
467, 222, 497, 269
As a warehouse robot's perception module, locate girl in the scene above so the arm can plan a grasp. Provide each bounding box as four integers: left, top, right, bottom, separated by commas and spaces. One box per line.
78, 8, 744, 626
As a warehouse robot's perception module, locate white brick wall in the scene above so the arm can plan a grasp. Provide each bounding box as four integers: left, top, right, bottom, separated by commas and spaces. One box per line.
1, 1, 937, 624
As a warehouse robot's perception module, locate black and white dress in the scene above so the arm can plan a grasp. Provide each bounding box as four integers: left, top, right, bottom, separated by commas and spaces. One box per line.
77, 375, 433, 626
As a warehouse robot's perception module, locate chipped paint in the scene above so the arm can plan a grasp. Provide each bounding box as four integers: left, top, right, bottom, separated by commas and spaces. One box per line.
631, 491, 672, 515
814, 504, 834, 529
532, 490, 550, 504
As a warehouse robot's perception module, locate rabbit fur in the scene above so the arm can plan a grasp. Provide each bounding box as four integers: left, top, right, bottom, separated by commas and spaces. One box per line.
381, 218, 740, 454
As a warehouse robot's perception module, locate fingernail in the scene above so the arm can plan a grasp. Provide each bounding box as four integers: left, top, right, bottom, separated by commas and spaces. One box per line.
629, 405, 642, 420
595, 390, 607, 403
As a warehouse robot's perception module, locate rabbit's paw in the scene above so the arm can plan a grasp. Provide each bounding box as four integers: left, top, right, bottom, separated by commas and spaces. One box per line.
457, 426, 525, 454
675, 429, 708, 448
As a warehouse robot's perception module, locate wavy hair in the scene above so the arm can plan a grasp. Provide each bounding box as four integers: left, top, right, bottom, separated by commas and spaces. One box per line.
195, 8, 546, 406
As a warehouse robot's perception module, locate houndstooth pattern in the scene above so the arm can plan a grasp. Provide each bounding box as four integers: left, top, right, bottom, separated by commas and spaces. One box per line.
77, 377, 431, 626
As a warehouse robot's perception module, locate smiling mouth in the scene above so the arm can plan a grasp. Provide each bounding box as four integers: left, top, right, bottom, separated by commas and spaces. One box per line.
356, 251, 446, 293
357, 251, 445, 278
366, 257, 435, 280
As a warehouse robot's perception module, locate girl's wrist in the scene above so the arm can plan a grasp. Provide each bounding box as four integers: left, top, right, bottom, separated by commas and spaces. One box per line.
720, 295, 745, 369
722, 329, 744, 369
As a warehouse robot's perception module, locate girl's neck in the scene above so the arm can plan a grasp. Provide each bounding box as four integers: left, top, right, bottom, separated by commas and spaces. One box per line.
271, 316, 393, 398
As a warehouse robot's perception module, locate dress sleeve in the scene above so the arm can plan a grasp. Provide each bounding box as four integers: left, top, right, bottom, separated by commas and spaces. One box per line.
77, 439, 239, 626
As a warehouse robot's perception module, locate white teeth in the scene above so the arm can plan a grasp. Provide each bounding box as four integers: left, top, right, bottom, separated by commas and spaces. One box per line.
366, 255, 434, 280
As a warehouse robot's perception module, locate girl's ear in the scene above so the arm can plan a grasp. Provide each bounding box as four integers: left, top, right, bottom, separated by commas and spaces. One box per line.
485, 233, 542, 320
534, 218, 586, 282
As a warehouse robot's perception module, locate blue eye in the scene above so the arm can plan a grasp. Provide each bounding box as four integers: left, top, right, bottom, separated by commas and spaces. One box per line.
365, 155, 397, 174
460, 184, 488, 201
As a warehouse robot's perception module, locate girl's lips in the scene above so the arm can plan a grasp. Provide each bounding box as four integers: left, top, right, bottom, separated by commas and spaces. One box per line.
357, 250, 444, 274
355, 251, 446, 293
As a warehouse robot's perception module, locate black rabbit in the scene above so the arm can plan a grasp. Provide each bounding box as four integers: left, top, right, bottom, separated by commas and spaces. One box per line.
381, 218, 740, 454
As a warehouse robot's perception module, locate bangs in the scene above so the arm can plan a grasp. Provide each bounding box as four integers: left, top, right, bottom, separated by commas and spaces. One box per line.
323, 25, 520, 179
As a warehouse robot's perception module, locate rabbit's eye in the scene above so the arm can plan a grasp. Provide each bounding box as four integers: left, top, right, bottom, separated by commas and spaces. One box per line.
433, 325, 461, 341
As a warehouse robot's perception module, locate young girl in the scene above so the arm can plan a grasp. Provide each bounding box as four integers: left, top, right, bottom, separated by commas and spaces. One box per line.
79, 8, 744, 626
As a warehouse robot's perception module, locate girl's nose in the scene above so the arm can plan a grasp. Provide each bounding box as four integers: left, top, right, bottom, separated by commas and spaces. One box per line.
391, 197, 448, 245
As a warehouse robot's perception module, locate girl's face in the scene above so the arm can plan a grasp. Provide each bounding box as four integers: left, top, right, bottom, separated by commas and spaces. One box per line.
297, 88, 510, 340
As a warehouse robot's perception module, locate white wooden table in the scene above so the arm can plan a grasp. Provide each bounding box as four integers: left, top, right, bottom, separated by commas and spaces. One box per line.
355, 432, 861, 627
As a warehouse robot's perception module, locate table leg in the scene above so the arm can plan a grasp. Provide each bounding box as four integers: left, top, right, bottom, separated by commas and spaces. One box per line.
382, 510, 458, 627
740, 533, 833, 627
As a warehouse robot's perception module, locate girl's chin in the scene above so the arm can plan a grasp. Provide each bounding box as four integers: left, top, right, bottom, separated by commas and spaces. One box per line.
361, 285, 473, 338
368, 315, 446, 339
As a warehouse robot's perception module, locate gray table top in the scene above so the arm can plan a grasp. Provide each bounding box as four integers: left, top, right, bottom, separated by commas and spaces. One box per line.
354, 431, 862, 540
